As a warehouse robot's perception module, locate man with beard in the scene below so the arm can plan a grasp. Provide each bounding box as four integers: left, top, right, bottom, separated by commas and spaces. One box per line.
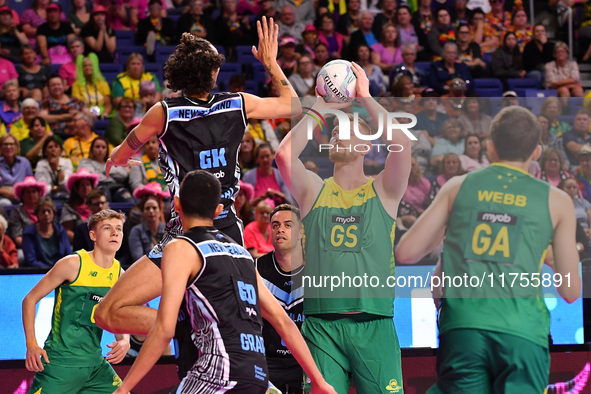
275, 63, 412, 393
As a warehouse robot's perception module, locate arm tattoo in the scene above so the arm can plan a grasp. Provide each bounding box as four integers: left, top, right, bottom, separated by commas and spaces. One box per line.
281, 79, 289, 86
126, 130, 143, 151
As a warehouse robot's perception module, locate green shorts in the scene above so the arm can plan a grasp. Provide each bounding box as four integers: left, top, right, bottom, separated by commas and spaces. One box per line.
428, 329, 550, 394
302, 314, 403, 394
28, 358, 122, 394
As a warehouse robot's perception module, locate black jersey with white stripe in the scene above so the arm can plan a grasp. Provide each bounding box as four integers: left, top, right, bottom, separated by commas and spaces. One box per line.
179, 226, 268, 390
157, 93, 247, 239
256, 252, 305, 362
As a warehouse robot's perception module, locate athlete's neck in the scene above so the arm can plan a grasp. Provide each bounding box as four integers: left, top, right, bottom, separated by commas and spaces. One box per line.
495, 159, 531, 173
88, 249, 115, 269
188, 93, 210, 101
275, 247, 304, 272
333, 159, 369, 190
180, 217, 215, 231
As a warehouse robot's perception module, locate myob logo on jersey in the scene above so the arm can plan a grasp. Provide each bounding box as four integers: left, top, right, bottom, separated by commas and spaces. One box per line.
303, 108, 417, 153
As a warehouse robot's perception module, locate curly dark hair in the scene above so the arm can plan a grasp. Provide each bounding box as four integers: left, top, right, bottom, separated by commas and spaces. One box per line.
164, 33, 226, 96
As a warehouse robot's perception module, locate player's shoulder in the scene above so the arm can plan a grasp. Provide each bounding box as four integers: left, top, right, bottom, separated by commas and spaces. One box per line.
255, 251, 274, 271
51, 254, 82, 282
549, 185, 576, 214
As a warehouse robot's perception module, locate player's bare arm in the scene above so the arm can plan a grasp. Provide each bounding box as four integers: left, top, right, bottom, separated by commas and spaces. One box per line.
549, 187, 582, 303
107, 103, 166, 176
114, 239, 199, 393
396, 175, 465, 264
22, 256, 80, 372
243, 16, 302, 119
256, 272, 337, 394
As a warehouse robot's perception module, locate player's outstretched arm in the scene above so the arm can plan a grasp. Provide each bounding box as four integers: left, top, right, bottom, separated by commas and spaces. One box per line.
114, 240, 198, 393
550, 187, 582, 303
244, 16, 302, 119
22, 256, 80, 372
107, 103, 166, 177
257, 273, 337, 394
396, 175, 464, 264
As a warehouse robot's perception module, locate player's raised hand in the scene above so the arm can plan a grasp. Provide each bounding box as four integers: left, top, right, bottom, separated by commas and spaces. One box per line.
350, 61, 371, 98
106, 338, 130, 364
252, 16, 278, 68
25, 344, 49, 372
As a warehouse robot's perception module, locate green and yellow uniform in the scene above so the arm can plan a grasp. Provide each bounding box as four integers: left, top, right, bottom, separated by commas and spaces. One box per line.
301, 177, 403, 394
28, 250, 123, 394
429, 163, 554, 394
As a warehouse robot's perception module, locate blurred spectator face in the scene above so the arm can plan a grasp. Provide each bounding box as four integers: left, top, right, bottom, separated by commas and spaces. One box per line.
490, 0, 504, 14
561, 179, 579, 199
82, 58, 94, 78
260, 0, 273, 12
89, 195, 109, 214
223, 0, 237, 14
73, 113, 90, 135
504, 33, 517, 50
37, 204, 55, 225
47, 8, 60, 23
321, 16, 334, 33
471, 12, 484, 27
143, 135, 160, 160
348, 0, 360, 12
574, 113, 590, 133
423, 97, 438, 111
255, 201, 273, 226
457, 25, 470, 43
303, 30, 318, 45
465, 135, 481, 158
143, 197, 161, 223
455, 0, 467, 11
503, 96, 520, 107
437, 9, 450, 26
554, 46, 568, 62
44, 140, 62, 158
443, 155, 460, 177
545, 100, 559, 119
442, 45, 458, 64
91, 139, 108, 162
466, 98, 480, 114
73, 0, 86, 9
534, 25, 546, 42
93, 11, 106, 25
1, 136, 16, 159
256, 146, 274, 169
280, 6, 295, 25
444, 122, 462, 142
537, 115, 549, 136
128, 57, 144, 80
31, 118, 46, 139
304, 160, 319, 174
357, 45, 370, 62
22, 187, 40, 207
513, 9, 527, 29
21, 47, 37, 65
119, 100, 136, 119
68, 40, 84, 58
0, 10, 13, 26
543, 151, 560, 173
384, 25, 398, 44
78, 179, 93, 200
190, 0, 204, 16
383, 0, 396, 12
4, 84, 18, 102
298, 55, 313, 75
241, 133, 254, 153
280, 43, 296, 60
420, 0, 431, 6
48, 77, 65, 98
402, 47, 416, 64
397, 7, 411, 25
360, 12, 373, 31
581, 155, 591, 174
315, 45, 329, 63
235, 190, 247, 211
148, 1, 162, 18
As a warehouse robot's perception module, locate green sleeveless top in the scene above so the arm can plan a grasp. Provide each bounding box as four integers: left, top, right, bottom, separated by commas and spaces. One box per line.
301, 177, 397, 317
440, 163, 554, 348
43, 250, 121, 366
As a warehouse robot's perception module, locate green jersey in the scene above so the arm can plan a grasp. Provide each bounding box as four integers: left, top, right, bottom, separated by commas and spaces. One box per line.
43, 250, 121, 366
302, 177, 397, 317
440, 163, 554, 348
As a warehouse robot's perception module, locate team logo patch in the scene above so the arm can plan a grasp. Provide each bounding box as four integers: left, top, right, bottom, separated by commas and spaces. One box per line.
113, 374, 122, 386
386, 379, 402, 393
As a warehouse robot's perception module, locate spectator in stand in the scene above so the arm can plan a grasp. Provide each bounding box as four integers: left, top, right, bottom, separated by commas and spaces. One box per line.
59, 37, 85, 89
391, 44, 427, 92
415, 88, 450, 145
427, 8, 455, 59
277, 36, 297, 79
296, 24, 318, 58
441, 78, 469, 118
80, 6, 117, 63
235, 179, 255, 226
545, 42, 584, 98
174, 0, 213, 43
288, 54, 315, 96
61, 168, 99, 242
136, 0, 175, 57
541, 96, 571, 136
256, 0, 277, 23
244, 199, 274, 258
405, 111, 432, 172
111, 53, 162, 108
21, 0, 67, 47
40, 74, 91, 140
277, 0, 315, 26
247, 118, 279, 148
0, 214, 18, 268
36, 3, 75, 66
10, 100, 50, 142
372, 0, 396, 41
63, 112, 103, 169
318, 13, 345, 59
35, 136, 73, 201
72, 188, 108, 251
458, 95, 492, 138
575, 146, 591, 203
509, 8, 532, 52
428, 42, 472, 95
68, 0, 90, 35
399, 154, 431, 228
359, 44, 387, 96
564, 109, 591, 171
0, 134, 33, 206
538, 114, 569, 170
78, 136, 132, 202
0, 6, 28, 63
412, 0, 434, 59
20, 116, 54, 169
129, 133, 168, 192
336, 0, 361, 40
214, 0, 256, 55
239, 131, 257, 172
491, 31, 525, 89
459, 134, 490, 171
456, 22, 487, 78
8, 176, 45, 249
243, 143, 291, 201
128, 187, 167, 261
469, 8, 498, 55
451, 0, 471, 26
560, 178, 591, 235
348, 12, 376, 61
71, 53, 112, 118
397, 6, 420, 53
313, 43, 330, 72
17, 46, 51, 101
277, 5, 304, 42
371, 23, 402, 73
484, 0, 511, 48
22, 196, 72, 268
0, 81, 20, 131
105, 99, 137, 146
430, 118, 466, 168
102, 0, 144, 31
537, 147, 572, 187
523, 24, 554, 86
428, 152, 463, 202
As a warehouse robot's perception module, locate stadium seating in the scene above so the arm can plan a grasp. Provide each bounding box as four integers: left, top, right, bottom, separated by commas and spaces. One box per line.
507, 78, 541, 97
473, 79, 504, 97
525, 89, 558, 115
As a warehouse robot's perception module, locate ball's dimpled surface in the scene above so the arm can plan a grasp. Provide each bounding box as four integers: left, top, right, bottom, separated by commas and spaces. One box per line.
316, 60, 357, 103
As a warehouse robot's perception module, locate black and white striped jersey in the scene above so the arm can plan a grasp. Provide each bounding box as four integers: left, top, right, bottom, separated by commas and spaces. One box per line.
178, 226, 269, 391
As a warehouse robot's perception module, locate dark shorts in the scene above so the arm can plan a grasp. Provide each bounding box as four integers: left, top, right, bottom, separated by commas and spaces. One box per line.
268, 358, 304, 394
